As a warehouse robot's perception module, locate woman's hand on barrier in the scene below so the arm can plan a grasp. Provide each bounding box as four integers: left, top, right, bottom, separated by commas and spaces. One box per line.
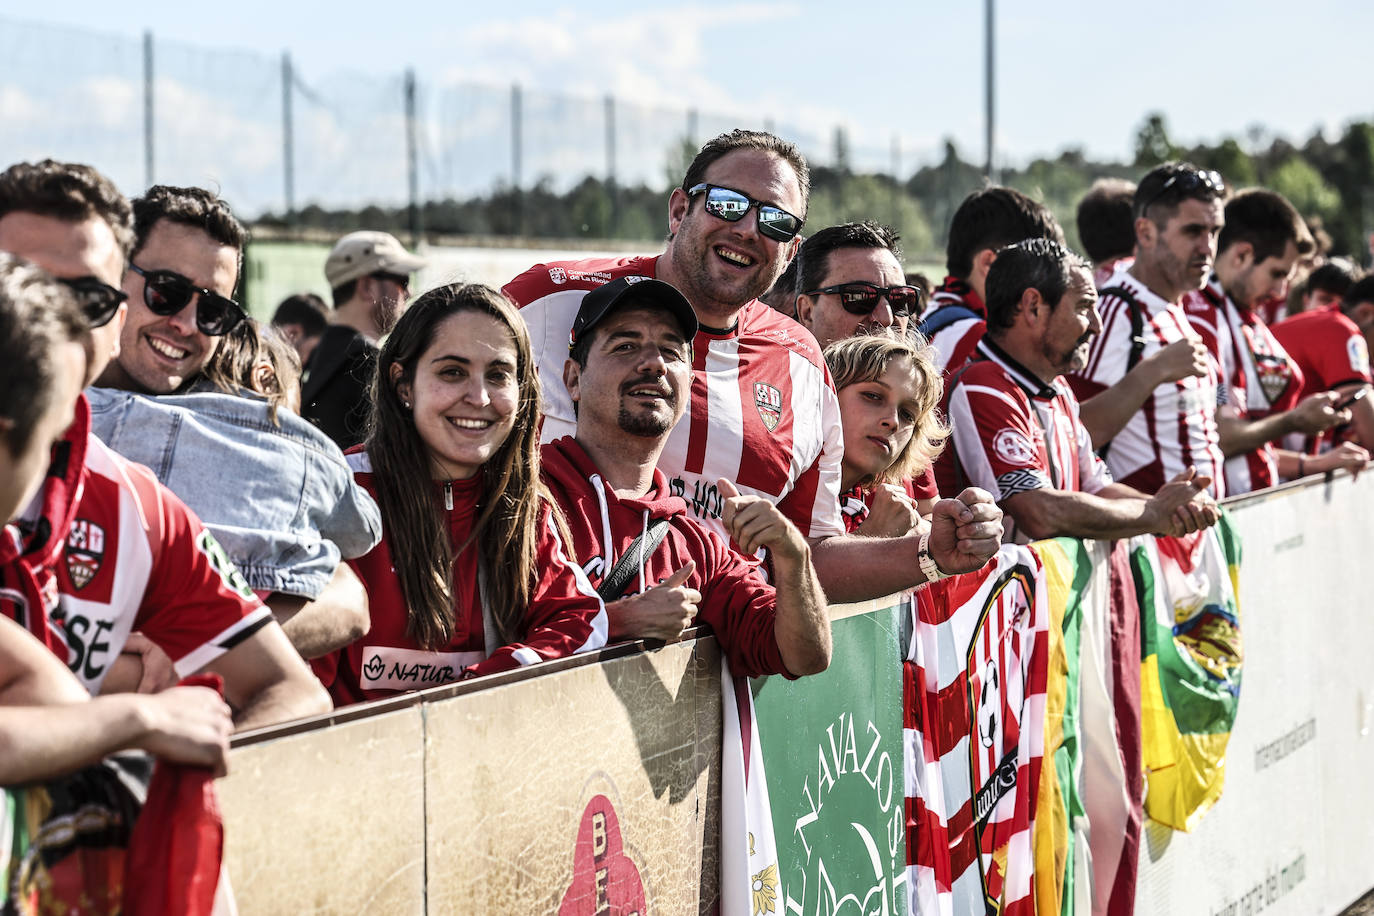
928, 488, 1004, 575
606, 561, 700, 642
854, 483, 922, 539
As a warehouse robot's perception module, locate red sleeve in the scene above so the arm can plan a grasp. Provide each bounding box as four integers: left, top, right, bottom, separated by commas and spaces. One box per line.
462, 506, 608, 678
908, 469, 938, 500
1275, 314, 1372, 392
128, 466, 272, 677
944, 373, 1052, 501
692, 526, 791, 679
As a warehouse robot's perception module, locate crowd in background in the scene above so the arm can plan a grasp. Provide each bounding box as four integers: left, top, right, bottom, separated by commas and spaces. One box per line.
0, 130, 1370, 895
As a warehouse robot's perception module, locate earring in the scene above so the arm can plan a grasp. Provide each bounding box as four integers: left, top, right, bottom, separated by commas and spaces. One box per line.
402, 400, 411, 409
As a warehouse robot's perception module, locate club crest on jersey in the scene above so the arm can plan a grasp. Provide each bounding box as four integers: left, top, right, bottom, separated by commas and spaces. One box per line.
65, 519, 106, 590
1254, 353, 1293, 405
992, 428, 1037, 467
754, 382, 783, 431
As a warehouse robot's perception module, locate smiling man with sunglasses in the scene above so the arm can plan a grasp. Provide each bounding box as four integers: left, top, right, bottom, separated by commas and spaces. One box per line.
506, 130, 1005, 609
0, 161, 331, 730
96, 185, 247, 396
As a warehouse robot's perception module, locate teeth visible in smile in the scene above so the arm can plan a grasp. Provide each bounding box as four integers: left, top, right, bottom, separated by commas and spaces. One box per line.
629, 388, 665, 397
716, 247, 752, 266
148, 337, 189, 360
448, 418, 491, 429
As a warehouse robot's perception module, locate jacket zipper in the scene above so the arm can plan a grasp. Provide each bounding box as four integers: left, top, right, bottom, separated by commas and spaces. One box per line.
444, 481, 453, 511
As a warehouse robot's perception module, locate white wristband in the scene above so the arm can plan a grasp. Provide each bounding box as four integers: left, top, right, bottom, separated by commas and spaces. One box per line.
918, 529, 948, 582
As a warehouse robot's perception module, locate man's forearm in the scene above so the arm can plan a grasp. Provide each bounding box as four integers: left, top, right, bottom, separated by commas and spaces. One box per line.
1080, 364, 1160, 447
768, 545, 831, 675
0, 695, 151, 784
1004, 488, 1157, 541
1218, 412, 1296, 457
809, 532, 933, 604
230, 675, 331, 732
269, 563, 370, 660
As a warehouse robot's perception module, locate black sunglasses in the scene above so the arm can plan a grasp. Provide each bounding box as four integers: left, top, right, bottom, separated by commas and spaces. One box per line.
58, 276, 127, 329
1139, 168, 1225, 215
805, 282, 922, 317
129, 264, 246, 336
686, 183, 804, 242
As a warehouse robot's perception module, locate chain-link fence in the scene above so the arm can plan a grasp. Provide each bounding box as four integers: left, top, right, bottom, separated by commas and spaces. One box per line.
1, 16, 921, 234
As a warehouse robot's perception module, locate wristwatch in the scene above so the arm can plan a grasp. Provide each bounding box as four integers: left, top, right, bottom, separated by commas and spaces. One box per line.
918, 530, 949, 582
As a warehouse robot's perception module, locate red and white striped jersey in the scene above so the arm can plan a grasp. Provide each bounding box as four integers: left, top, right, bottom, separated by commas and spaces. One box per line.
938, 338, 1111, 543
53, 436, 274, 694
916, 276, 986, 377
904, 545, 1050, 916
504, 255, 845, 543
1184, 278, 1304, 493
1067, 265, 1226, 498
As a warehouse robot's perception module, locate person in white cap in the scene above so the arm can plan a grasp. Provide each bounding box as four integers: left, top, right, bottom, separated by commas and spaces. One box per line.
304, 230, 427, 449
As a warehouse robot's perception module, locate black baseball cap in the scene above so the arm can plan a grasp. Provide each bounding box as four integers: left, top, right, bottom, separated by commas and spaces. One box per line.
568, 276, 699, 351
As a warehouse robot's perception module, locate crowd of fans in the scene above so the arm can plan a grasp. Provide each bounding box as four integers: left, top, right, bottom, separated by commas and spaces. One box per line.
0, 129, 1369, 795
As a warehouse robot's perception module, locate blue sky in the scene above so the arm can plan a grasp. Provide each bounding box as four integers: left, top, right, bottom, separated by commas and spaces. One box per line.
4, 2, 1373, 215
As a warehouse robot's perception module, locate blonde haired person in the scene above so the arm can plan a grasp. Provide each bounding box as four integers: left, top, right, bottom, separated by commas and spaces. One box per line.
824, 332, 948, 538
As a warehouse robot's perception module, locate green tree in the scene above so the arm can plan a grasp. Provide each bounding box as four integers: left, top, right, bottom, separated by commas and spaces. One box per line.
1134, 113, 1178, 167
1267, 156, 1341, 227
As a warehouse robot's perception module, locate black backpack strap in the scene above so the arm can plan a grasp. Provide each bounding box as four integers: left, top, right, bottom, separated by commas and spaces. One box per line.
916, 304, 982, 339
597, 518, 672, 602
1099, 286, 1147, 373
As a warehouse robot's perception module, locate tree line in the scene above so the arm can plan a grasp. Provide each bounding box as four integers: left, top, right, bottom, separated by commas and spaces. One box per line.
257, 113, 1374, 267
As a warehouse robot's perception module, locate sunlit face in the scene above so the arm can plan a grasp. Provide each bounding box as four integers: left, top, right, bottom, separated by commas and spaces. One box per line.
396, 311, 520, 480
1038, 270, 1101, 377
1224, 240, 1299, 311
665, 149, 804, 320
1305, 287, 1343, 312
837, 356, 924, 488
1, 341, 85, 522
110, 219, 238, 393
0, 211, 126, 385
565, 307, 692, 440
797, 246, 909, 349
1140, 197, 1224, 299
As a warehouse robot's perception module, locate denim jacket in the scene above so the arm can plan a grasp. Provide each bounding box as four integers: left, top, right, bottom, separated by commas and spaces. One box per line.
86, 387, 383, 599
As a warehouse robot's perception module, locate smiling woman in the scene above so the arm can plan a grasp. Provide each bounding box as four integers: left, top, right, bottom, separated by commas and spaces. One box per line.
324, 283, 608, 705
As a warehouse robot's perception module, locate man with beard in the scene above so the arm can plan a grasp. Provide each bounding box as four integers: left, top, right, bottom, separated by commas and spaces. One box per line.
1183, 189, 1362, 492
1067, 163, 1230, 497
304, 231, 426, 449
540, 276, 830, 674
793, 221, 917, 348
508, 131, 1005, 605
938, 239, 1220, 543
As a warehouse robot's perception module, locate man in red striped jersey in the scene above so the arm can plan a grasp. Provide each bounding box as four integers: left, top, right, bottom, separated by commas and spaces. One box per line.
1182, 189, 1365, 492
1067, 163, 1230, 497
937, 239, 1219, 543
915, 187, 1063, 378
506, 130, 1004, 603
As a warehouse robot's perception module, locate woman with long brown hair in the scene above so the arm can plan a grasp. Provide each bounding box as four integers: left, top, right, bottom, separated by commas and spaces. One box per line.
328, 283, 607, 704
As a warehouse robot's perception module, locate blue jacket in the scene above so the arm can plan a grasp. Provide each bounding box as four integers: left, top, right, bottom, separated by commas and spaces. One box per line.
86, 387, 382, 599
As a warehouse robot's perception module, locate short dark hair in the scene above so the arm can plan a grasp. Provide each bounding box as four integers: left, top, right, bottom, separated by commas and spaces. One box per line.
0, 253, 87, 456
945, 186, 1063, 281
795, 221, 903, 299
1133, 161, 1226, 226
131, 185, 248, 284
272, 292, 330, 337
1218, 188, 1315, 264
1308, 258, 1362, 299
1076, 178, 1137, 264
984, 238, 1091, 334
1343, 276, 1374, 312
681, 129, 811, 217
0, 159, 134, 260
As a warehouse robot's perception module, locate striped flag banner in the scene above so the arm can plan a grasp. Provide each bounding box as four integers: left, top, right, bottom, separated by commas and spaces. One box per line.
720, 662, 782, 916
1130, 515, 1244, 831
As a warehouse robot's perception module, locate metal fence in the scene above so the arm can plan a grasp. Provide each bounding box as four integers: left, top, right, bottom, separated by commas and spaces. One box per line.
1, 16, 921, 232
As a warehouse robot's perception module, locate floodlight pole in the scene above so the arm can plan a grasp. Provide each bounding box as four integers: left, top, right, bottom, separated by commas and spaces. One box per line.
984, 0, 996, 183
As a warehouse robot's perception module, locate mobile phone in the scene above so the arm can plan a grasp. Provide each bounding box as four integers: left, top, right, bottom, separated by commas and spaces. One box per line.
1336, 387, 1369, 411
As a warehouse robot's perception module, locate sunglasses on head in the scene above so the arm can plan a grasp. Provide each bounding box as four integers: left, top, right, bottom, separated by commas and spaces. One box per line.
1139, 168, 1225, 215
805, 282, 922, 317
58, 276, 128, 329
686, 183, 804, 243
129, 263, 246, 336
